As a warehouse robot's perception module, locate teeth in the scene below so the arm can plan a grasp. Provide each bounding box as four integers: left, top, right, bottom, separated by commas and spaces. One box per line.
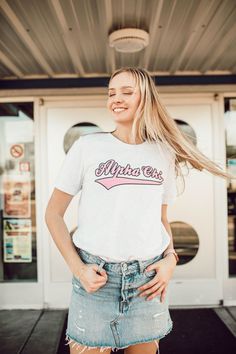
113, 108, 126, 112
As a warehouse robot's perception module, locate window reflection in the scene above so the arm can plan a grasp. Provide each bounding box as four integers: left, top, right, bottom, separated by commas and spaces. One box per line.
175, 119, 197, 146
170, 221, 199, 265
225, 98, 236, 277
64, 122, 102, 153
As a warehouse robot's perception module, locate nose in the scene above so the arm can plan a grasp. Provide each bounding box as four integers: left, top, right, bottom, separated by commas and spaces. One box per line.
112, 93, 124, 103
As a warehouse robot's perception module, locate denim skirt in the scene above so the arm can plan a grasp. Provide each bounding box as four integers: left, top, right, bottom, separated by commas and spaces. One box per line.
65, 248, 173, 353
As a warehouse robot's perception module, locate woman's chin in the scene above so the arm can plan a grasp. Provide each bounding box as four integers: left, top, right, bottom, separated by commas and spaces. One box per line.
112, 114, 133, 123
114, 120, 133, 126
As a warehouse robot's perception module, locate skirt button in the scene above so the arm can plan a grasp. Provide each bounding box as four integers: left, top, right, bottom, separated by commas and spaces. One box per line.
122, 263, 128, 271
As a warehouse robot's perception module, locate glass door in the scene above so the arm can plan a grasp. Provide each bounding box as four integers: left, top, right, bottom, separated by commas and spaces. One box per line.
0, 100, 42, 308
224, 97, 236, 305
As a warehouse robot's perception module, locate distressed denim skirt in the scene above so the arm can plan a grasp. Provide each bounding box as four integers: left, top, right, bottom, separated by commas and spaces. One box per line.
65, 248, 173, 353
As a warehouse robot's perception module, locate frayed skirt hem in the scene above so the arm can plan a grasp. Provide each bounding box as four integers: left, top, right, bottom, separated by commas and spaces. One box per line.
65, 322, 173, 353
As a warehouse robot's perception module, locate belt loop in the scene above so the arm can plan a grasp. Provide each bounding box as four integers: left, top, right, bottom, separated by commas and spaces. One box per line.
97, 259, 106, 273
138, 260, 145, 274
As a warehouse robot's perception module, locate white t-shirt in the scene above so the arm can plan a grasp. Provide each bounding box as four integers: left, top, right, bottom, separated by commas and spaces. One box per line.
54, 132, 177, 262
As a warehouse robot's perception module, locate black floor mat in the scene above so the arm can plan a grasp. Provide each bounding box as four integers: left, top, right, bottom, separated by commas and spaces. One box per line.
57, 309, 236, 354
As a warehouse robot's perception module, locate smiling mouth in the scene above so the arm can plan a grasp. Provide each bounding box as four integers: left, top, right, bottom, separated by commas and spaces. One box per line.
113, 108, 128, 113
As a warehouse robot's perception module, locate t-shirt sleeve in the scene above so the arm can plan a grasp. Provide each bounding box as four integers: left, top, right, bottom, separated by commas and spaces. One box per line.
162, 153, 177, 205
54, 137, 85, 196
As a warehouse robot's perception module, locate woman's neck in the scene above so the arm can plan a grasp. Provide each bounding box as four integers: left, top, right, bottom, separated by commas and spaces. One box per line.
112, 129, 143, 144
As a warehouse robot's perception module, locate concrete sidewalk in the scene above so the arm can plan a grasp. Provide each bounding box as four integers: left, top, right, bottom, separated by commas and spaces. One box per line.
0, 307, 235, 354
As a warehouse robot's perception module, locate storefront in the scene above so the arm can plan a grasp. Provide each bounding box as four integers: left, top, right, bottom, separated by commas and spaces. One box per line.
0, 89, 236, 309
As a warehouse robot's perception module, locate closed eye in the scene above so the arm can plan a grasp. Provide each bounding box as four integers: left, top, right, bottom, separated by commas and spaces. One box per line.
108, 93, 132, 97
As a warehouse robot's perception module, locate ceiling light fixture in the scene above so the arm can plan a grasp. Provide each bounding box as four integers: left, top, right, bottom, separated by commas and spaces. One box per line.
108, 28, 149, 53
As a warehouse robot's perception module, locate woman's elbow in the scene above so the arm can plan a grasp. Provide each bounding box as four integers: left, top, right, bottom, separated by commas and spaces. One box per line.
44, 206, 52, 226
161, 216, 169, 225
45, 188, 73, 222
44, 201, 58, 226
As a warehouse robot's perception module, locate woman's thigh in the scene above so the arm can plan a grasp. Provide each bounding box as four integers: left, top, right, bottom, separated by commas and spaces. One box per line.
69, 343, 112, 354
124, 340, 159, 354
69, 341, 158, 354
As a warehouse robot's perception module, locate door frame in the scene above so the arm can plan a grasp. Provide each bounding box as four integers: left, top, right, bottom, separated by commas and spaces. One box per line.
222, 92, 236, 306
41, 93, 228, 308
0, 92, 234, 309
0, 97, 44, 309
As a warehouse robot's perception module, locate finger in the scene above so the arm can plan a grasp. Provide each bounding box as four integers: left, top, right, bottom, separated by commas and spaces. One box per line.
139, 281, 162, 297
95, 276, 106, 284
160, 287, 167, 303
138, 276, 161, 292
99, 269, 107, 277
144, 282, 165, 296
145, 264, 159, 272
146, 284, 166, 301
95, 269, 107, 280
94, 265, 106, 276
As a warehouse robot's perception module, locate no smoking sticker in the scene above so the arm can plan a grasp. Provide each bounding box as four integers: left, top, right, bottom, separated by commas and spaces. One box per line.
10, 144, 24, 158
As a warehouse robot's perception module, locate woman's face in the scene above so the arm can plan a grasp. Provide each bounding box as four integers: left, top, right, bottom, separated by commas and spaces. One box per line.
107, 72, 141, 124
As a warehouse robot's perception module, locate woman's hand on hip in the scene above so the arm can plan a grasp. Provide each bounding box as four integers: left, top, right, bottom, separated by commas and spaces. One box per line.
137, 254, 177, 302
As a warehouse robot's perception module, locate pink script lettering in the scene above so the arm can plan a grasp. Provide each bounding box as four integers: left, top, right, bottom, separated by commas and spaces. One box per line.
95, 159, 163, 182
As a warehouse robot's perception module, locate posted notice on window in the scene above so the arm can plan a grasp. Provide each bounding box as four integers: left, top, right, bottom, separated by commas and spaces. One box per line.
3, 219, 32, 263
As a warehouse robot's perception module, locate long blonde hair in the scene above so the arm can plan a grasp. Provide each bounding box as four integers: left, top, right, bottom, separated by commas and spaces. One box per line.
108, 67, 235, 185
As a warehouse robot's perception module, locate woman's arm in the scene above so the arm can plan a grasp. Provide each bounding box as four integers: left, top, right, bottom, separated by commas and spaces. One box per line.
161, 204, 177, 266
45, 188, 86, 278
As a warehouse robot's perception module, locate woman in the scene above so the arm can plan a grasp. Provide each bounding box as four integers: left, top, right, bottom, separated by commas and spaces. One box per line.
45, 67, 234, 354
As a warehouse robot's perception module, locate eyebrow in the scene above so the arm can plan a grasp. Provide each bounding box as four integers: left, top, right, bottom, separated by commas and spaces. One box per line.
108, 86, 134, 91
